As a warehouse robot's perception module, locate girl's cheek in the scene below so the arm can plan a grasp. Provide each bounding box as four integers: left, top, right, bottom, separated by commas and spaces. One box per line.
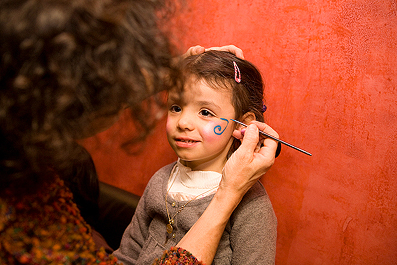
202, 120, 230, 141
166, 117, 173, 133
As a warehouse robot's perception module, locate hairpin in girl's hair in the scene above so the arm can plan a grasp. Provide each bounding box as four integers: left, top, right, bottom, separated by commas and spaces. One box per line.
233, 61, 241, 83
262, 104, 267, 113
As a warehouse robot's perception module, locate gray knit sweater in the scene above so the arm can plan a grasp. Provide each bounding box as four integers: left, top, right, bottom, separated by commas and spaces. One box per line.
113, 162, 277, 265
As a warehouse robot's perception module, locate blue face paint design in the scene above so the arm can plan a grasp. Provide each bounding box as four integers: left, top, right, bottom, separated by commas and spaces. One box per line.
213, 118, 229, 135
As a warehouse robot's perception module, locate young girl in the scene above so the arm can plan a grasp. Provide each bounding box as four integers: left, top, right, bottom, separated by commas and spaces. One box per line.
114, 51, 277, 264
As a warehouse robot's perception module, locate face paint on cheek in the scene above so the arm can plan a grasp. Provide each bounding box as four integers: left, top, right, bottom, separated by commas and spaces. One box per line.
202, 118, 230, 141
214, 118, 230, 135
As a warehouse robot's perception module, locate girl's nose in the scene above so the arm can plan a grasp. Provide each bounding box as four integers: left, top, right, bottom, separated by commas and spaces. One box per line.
177, 114, 194, 131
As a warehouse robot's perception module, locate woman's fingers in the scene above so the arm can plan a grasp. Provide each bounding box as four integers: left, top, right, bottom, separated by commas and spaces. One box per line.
250, 121, 279, 159
182, 45, 245, 60
204, 45, 244, 59
183, 45, 206, 57
222, 122, 278, 195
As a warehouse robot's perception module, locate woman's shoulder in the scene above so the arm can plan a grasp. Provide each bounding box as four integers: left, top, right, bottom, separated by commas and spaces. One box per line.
0, 176, 118, 264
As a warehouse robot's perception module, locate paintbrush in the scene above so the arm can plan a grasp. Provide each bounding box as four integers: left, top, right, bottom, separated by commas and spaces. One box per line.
230, 119, 312, 156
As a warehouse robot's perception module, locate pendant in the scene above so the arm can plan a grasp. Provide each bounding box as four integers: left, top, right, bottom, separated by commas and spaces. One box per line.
166, 223, 173, 234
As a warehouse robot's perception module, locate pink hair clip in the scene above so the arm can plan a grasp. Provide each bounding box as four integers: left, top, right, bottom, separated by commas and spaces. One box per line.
233, 61, 241, 83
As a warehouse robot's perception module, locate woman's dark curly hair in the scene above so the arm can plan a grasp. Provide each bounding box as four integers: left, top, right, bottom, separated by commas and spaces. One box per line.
180, 51, 265, 155
0, 0, 179, 193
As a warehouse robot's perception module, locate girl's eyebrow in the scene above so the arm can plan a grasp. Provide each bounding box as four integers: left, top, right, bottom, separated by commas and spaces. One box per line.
196, 100, 221, 111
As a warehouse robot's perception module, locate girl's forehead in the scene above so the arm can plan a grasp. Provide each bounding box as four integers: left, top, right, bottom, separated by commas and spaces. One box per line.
167, 75, 234, 109
187, 79, 232, 101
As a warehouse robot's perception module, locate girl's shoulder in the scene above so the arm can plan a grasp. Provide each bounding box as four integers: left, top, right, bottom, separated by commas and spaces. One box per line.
238, 181, 273, 208
230, 181, 277, 225
148, 161, 177, 184
142, 161, 177, 198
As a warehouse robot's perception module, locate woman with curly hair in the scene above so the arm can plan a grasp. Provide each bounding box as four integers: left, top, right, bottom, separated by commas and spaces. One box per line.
0, 0, 279, 264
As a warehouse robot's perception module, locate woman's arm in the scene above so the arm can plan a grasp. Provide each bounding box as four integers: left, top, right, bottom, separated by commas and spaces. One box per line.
176, 122, 279, 264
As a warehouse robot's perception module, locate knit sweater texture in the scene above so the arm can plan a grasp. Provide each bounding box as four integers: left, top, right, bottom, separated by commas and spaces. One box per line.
113, 162, 277, 265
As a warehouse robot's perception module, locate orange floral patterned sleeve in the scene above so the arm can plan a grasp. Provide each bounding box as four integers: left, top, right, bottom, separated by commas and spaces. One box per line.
0, 176, 204, 265
153, 247, 204, 265
0, 176, 118, 265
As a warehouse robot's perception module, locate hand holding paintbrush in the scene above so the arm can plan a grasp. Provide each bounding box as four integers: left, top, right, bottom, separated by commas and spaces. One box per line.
230, 119, 312, 156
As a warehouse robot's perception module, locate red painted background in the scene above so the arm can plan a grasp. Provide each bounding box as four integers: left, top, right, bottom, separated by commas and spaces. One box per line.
82, 0, 397, 264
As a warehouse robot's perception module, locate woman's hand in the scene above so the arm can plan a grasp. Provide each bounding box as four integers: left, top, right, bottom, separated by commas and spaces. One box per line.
182, 45, 244, 59
221, 121, 279, 199
205, 45, 244, 59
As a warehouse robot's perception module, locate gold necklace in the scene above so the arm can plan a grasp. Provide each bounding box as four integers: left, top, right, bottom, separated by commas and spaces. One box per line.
164, 174, 218, 243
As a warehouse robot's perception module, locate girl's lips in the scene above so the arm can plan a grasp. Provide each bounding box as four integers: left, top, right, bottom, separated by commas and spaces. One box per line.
174, 138, 200, 148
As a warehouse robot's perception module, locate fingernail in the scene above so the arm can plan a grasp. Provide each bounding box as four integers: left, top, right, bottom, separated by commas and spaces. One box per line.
241, 129, 246, 135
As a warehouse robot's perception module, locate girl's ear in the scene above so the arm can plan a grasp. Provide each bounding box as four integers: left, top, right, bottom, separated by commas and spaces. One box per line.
241, 112, 256, 124
232, 112, 257, 140
233, 112, 256, 130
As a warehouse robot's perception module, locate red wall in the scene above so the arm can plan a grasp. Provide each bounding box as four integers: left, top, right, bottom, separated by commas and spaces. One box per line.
82, 0, 397, 264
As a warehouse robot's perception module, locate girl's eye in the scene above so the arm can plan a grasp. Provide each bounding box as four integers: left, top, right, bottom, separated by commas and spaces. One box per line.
170, 105, 182, 113
199, 109, 215, 117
